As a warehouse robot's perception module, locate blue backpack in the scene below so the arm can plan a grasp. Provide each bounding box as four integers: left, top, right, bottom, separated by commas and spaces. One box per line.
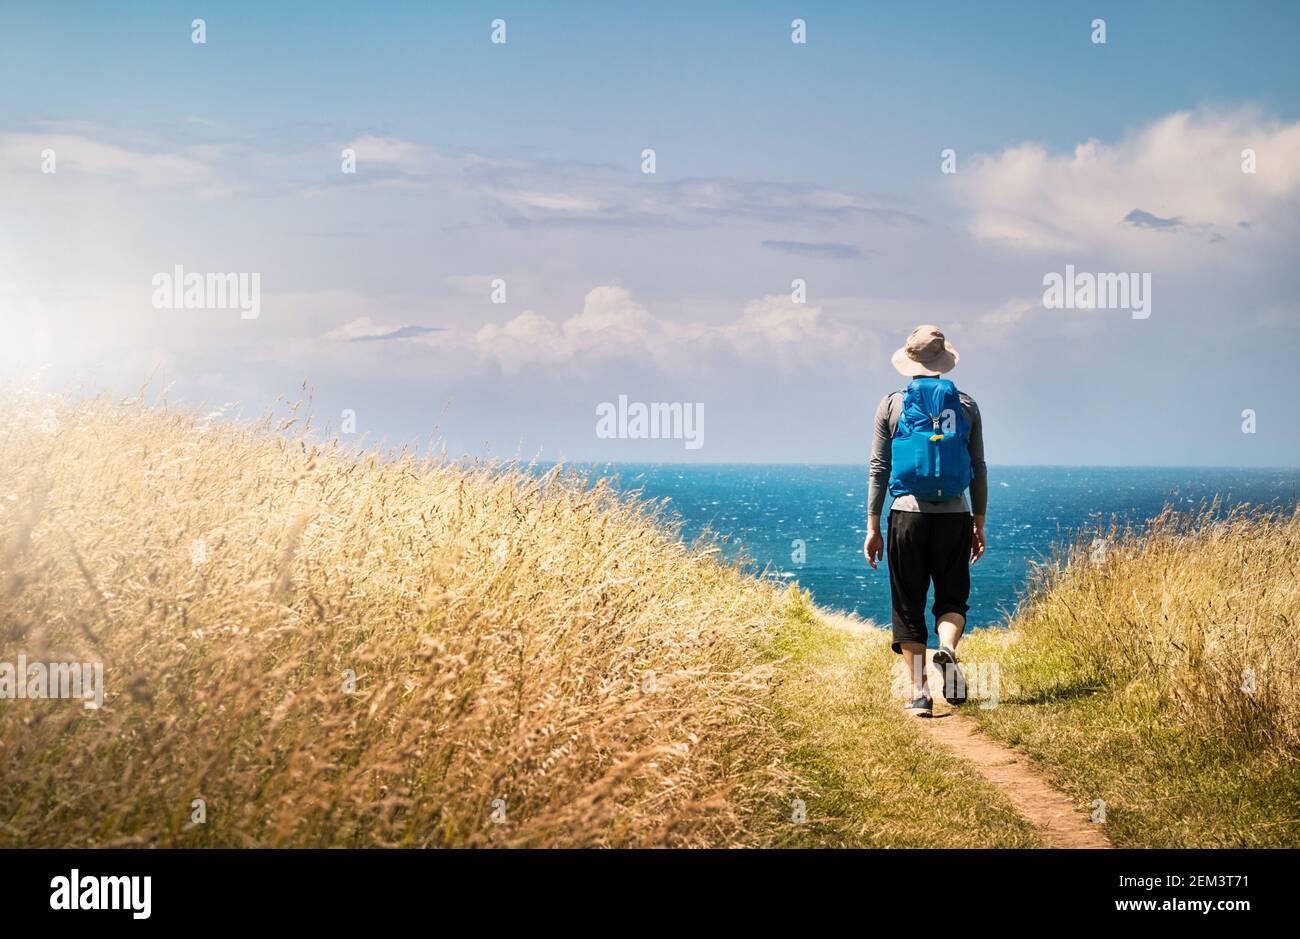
888, 377, 972, 502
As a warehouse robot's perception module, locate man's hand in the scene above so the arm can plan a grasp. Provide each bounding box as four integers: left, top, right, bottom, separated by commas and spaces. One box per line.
971, 516, 987, 564
864, 527, 883, 570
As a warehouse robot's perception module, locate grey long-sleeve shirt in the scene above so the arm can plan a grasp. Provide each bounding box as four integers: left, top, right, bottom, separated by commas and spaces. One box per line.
867, 390, 988, 518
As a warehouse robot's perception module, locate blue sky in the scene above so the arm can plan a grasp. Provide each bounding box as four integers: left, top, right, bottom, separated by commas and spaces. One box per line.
2, 1, 1298, 465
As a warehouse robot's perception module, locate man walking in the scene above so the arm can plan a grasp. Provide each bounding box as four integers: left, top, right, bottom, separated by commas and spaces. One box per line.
864, 325, 987, 716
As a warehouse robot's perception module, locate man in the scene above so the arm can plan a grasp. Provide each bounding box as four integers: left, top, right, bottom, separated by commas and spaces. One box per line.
864, 325, 987, 716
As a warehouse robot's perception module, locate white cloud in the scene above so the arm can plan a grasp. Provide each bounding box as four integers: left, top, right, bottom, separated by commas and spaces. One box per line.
396, 287, 862, 375
341, 134, 436, 174
719, 294, 855, 367
485, 187, 606, 215
0, 132, 216, 187
476, 172, 923, 229
465, 287, 689, 372
977, 296, 1042, 327
324, 316, 404, 341
954, 108, 1300, 256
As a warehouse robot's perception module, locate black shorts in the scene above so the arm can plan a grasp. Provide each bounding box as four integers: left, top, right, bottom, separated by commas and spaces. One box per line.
887, 509, 972, 653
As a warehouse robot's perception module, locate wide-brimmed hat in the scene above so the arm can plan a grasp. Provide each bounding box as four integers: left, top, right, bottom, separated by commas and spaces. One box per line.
891, 324, 959, 377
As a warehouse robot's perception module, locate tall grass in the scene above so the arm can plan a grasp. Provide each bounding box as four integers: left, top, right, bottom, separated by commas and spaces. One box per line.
963, 504, 1300, 845
0, 389, 811, 847
1002, 506, 1299, 753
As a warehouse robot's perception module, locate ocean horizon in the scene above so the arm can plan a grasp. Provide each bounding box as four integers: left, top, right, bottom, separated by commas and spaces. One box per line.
555, 463, 1298, 636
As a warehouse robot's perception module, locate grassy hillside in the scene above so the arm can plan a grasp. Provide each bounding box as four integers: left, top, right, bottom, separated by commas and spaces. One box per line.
8, 390, 1288, 847
0, 390, 1040, 848
961, 506, 1300, 847
0, 390, 816, 846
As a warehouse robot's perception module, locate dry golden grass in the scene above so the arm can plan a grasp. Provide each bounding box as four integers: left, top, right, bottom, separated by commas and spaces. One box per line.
962, 504, 1300, 845
0, 389, 813, 847
1001, 506, 1300, 751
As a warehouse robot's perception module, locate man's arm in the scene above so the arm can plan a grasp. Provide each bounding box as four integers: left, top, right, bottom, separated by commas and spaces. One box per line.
864, 395, 893, 568
966, 397, 987, 516
966, 397, 988, 562
866, 394, 893, 527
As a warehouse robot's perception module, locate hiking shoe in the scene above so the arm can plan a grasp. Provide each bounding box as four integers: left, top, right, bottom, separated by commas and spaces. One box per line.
904, 694, 933, 717
932, 645, 967, 705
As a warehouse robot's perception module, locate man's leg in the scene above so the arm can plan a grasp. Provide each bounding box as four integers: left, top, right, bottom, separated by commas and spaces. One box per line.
929, 512, 972, 632
936, 613, 965, 650
887, 510, 932, 707
899, 641, 928, 698
930, 513, 973, 704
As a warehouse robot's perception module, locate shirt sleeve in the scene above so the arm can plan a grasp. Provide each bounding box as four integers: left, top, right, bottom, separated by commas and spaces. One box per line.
965, 397, 988, 516
867, 394, 894, 519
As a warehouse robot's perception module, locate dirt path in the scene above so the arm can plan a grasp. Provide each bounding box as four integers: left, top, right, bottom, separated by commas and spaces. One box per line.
920, 687, 1112, 848
822, 613, 1112, 849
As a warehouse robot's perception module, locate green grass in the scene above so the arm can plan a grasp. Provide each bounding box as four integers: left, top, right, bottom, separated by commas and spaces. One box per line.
759, 605, 1040, 847
961, 629, 1300, 847
959, 509, 1300, 852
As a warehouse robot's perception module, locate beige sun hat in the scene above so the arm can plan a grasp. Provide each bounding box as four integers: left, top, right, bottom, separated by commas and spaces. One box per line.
890, 324, 959, 377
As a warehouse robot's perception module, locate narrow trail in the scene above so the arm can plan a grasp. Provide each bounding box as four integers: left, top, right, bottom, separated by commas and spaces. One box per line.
822, 613, 1112, 849
919, 679, 1112, 849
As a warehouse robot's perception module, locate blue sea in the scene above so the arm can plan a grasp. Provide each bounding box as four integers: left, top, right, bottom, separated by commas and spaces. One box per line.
572, 465, 1297, 632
